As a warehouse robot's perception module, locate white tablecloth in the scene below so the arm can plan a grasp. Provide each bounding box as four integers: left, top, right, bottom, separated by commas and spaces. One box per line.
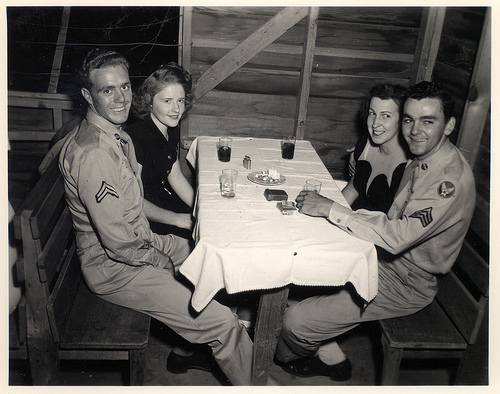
181, 136, 378, 312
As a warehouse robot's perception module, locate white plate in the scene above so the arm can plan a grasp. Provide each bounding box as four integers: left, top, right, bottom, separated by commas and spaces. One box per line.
247, 171, 286, 186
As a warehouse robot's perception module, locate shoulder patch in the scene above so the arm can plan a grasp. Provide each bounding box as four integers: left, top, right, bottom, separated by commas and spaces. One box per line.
438, 181, 455, 198
409, 207, 433, 227
95, 181, 119, 203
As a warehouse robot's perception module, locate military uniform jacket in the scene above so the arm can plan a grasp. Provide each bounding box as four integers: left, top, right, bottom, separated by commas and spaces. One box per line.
59, 110, 167, 268
328, 139, 475, 274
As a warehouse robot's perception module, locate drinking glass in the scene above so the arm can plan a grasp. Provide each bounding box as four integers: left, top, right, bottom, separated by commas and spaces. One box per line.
220, 169, 237, 198
217, 137, 232, 162
304, 179, 322, 193
281, 136, 295, 159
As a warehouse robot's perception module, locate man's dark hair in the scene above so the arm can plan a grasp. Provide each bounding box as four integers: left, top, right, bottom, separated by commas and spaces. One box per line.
404, 81, 455, 122
77, 48, 129, 91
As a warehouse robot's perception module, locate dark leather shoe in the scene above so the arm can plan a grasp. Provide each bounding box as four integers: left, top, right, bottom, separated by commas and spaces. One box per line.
167, 350, 216, 374
275, 356, 352, 381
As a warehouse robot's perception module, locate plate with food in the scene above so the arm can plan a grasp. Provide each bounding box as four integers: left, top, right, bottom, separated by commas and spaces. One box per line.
247, 168, 286, 186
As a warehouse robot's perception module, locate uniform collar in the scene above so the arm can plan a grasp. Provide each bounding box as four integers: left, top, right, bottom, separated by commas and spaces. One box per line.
413, 138, 455, 172
86, 109, 125, 143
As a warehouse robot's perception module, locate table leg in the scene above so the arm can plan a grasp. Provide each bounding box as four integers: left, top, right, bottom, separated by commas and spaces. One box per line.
251, 286, 290, 385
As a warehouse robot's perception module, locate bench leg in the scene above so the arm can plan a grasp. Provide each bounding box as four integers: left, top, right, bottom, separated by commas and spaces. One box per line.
25, 287, 60, 384
454, 311, 488, 385
129, 348, 147, 385
381, 335, 403, 385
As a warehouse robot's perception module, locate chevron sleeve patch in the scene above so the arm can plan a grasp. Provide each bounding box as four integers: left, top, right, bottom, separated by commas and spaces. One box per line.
409, 207, 433, 227
95, 181, 119, 203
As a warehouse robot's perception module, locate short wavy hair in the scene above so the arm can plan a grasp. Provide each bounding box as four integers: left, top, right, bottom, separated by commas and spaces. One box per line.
132, 62, 193, 120
361, 83, 407, 123
77, 48, 129, 91
404, 81, 455, 122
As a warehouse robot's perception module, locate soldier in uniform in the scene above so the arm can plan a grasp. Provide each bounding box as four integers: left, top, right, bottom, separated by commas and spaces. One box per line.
58, 48, 253, 385
274, 81, 476, 381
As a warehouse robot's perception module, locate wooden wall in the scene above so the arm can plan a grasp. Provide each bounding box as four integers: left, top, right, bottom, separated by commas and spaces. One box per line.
182, 6, 423, 178
180, 6, 490, 255
434, 7, 486, 136
432, 7, 490, 257
8, 91, 76, 209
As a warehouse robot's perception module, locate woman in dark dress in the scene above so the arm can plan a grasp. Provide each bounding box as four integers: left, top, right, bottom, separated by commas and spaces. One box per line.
342, 84, 409, 214
291, 84, 410, 367
126, 63, 195, 239
127, 63, 221, 372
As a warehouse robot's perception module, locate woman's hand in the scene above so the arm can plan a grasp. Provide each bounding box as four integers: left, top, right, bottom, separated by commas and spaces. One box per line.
346, 146, 356, 177
295, 191, 334, 218
175, 213, 195, 231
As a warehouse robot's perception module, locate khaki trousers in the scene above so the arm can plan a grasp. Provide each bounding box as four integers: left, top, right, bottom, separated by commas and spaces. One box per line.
276, 255, 438, 362
78, 232, 253, 385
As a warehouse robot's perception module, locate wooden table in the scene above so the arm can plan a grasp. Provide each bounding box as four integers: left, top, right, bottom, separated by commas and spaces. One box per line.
181, 136, 378, 384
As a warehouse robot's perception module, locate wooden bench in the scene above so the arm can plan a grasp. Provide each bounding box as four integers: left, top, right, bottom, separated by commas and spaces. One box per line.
9, 295, 28, 362
13, 159, 151, 385
379, 240, 489, 385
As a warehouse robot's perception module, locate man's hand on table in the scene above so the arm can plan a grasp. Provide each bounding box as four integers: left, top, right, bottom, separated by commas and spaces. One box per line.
295, 191, 334, 218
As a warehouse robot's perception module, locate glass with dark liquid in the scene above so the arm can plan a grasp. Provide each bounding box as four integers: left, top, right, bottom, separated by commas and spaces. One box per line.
281, 136, 296, 159
217, 137, 232, 162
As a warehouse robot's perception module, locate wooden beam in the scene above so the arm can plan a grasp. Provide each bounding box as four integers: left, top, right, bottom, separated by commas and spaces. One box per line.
193, 38, 414, 63
179, 7, 193, 71
53, 109, 64, 130
456, 8, 491, 167
179, 7, 194, 153
410, 7, 446, 84
48, 7, 71, 94
8, 91, 73, 110
294, 7, 319, 140
193, 7, 309, 102
9, 90, 71, 100
9, 131, 56, 142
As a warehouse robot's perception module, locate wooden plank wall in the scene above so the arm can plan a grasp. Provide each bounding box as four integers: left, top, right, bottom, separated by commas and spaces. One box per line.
183, 7, 423, 179
432, 7, 489, 256
8, 91, 75, 209
434, 7, 486, 134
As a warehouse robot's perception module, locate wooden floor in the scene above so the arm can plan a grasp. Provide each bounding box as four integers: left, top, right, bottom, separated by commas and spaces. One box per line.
10, 318, 457, 387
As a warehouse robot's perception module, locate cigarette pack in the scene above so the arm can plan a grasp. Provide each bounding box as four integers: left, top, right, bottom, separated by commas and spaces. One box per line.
264, 189, 288, 201
277, 201, 297, 215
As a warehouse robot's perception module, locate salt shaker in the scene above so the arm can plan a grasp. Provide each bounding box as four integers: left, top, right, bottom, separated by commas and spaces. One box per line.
243, 155, 251, 170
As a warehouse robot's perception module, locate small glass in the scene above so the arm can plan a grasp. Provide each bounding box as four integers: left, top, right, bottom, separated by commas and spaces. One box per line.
281, 136, 296, 159
220, 169, 237, 198
217, 137, 232, 162
304, 179, 322, 193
